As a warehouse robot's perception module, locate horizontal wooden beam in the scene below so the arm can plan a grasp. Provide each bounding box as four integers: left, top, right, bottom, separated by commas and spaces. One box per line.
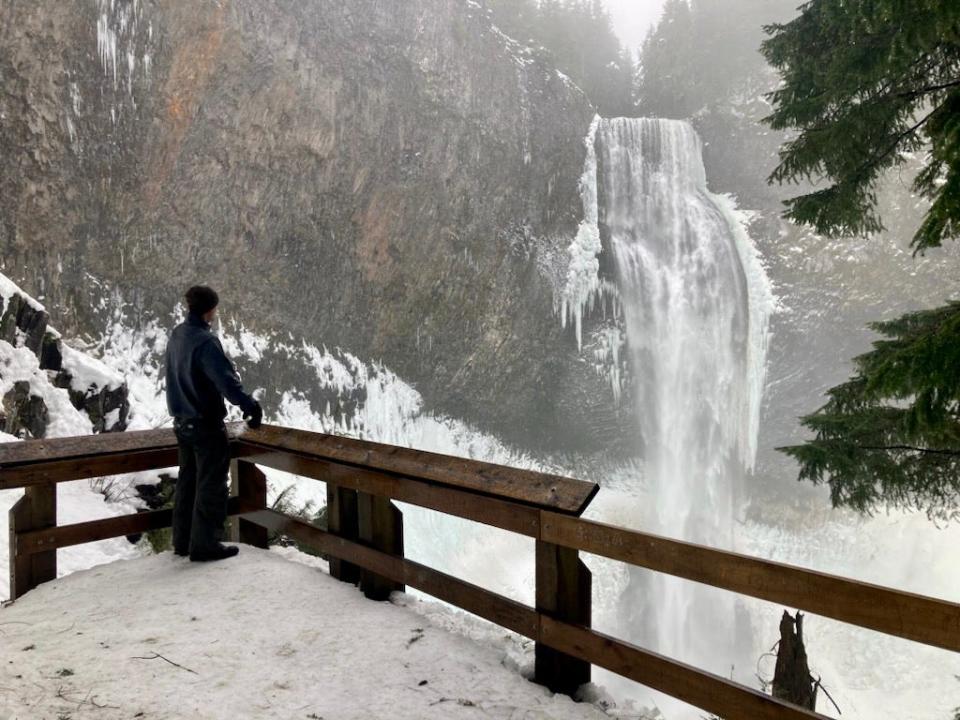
241, 450, 540, 537
0, 447, 181, 490
239, 425, 598, 515
0, 427, 178, 468
15, 497, 253, 555
541, 512, 960, 653
243, 509, 539, 638
539, 617, 829, 720
0, 425, 265, 490
1, 426, 598, 515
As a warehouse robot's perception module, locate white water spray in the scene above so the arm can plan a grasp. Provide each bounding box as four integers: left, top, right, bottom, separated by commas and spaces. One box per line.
591, 117, 773, 710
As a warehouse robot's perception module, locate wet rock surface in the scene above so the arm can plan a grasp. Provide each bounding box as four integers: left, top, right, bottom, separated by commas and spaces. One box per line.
0, 0, 624, 453
1, 380, 49, 438
0, 294, 50, 355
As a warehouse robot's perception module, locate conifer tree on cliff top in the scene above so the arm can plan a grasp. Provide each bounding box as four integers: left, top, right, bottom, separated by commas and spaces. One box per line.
762, 0, 960, 521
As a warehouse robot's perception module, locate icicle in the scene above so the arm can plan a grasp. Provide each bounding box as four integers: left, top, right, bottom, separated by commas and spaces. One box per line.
560, 115, 602, 351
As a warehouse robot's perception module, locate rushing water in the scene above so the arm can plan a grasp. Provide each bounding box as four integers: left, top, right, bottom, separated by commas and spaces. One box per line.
593, 117, 773, 708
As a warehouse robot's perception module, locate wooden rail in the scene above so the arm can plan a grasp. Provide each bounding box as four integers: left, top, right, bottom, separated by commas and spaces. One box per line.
2, 425, 958, 720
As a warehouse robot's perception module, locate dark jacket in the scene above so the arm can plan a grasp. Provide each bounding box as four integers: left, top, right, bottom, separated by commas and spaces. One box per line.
164, 313, 257, 422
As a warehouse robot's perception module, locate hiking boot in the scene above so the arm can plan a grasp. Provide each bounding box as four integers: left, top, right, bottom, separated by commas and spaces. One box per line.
189, 544, 240, 562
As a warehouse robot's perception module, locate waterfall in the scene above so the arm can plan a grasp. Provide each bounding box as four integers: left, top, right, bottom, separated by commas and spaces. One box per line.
593, 117, 773, 713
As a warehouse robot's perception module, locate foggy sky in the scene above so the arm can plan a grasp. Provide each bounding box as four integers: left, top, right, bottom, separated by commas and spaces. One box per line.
604, 0, 667, 51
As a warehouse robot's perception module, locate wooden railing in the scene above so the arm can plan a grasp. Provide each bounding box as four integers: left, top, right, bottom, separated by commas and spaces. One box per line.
2, 425, 958, 720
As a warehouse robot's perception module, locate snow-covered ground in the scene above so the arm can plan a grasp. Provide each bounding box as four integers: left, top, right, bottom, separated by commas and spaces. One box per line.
0, 546, 616, 720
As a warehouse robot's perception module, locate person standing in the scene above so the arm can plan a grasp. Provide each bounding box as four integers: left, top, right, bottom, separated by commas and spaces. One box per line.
164, 286, 263, 561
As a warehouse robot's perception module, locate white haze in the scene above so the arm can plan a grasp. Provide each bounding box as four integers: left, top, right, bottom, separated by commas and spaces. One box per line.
603, 0, 667, 50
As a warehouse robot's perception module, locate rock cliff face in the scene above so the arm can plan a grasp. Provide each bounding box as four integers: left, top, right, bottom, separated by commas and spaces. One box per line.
0, 0, 616, 452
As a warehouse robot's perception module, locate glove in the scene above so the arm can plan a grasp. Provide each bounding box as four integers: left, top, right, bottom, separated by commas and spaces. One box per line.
244, 401, 263, 430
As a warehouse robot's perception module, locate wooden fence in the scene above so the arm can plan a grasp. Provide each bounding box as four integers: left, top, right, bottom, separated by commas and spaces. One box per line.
2, 425, 958, 720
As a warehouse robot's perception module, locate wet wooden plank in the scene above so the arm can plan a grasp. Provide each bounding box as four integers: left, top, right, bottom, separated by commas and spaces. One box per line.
242, 508, 539, 638
241, 450, 540, 537
0, 428, 177, 468
232, 460, 269, 549
26, 484, 57, 588
0, 425, 257, 490
327, 483, 361, 584
239, 425, 598, 514
541, 512, 960, 653
15, 496, 249, 555
535, 541, 591, 695
8, 494, 33, 600
0, 448, 181, 490
357, 492, 404, 600
539, 617, 830, 720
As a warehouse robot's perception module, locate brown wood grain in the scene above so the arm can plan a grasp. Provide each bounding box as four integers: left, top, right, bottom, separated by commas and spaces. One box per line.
0, 448, 180, 490
239, 425, 598, 514
541, 512, 960, 653
15, 497, 250, 555
8, 494, 33, 600
357, 492, 405, 599
26, 484, 57, 589
539, 617, 830, 720
327, 482, 361, 584
1, 426, 598, 515
242, 451, 540, 537
233, 460, 269, 549
0, 428, 177, 467
535, 541, 592, 694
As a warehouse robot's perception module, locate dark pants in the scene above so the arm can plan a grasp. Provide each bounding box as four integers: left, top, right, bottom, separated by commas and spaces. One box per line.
172, 418, 230, 554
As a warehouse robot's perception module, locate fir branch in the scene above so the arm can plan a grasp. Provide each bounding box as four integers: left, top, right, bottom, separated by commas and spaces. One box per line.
894, 77, 960, 99
857, 444, 960, 457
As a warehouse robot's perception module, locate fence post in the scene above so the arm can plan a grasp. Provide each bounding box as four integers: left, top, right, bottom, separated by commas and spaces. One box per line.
535, 538, 592, 696
357, 491, 404, 600
230, 460, 269, 549
327, 483, 361, 585
8, 484, 57, 600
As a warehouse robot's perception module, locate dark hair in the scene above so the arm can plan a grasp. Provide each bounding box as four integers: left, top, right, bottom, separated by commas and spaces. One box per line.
185, 286, 219, 316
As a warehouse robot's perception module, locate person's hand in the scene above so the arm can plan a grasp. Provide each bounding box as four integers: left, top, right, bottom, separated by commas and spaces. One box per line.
244, 401, 263, 430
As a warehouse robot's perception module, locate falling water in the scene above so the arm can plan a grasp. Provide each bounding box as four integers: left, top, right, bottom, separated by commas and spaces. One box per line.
594, 118, 773, 711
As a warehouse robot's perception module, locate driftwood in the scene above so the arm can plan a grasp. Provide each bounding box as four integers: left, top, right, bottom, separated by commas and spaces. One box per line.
772, 611, 817, 711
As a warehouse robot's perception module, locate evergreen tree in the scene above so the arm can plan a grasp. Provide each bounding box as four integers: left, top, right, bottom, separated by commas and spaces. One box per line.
636, 0, 796, 119
780, 303, 960, 521
637, 0, 698, 118
761, 0, 960, 253
484, 0, 638, 116
765, 0, 960, 520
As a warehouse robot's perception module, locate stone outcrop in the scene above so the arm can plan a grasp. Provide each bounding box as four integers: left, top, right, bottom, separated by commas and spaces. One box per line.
0, 0, 623, 453
52, 372, 129, 433
1, 380, 49, 438
0, 293, 50, 355
0, 278, 129, 437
